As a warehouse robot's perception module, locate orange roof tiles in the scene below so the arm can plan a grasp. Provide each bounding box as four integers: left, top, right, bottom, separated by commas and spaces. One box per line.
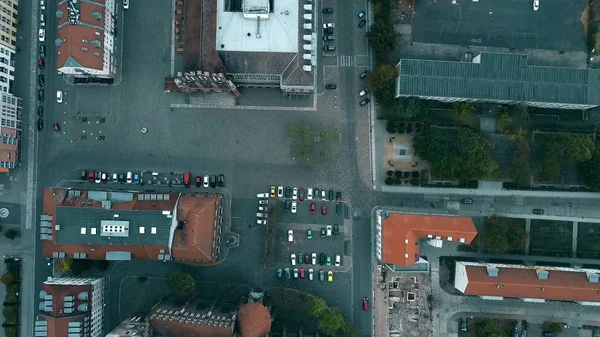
380, 213, 477, 266
237, 302, 271, 337
459, 262, 600, 302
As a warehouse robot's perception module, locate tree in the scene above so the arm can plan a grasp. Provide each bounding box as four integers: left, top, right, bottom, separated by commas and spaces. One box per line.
366, 63, 397, 106
387, 98, 428, 120
5, 292, 18, 304
54, 259, 72, 273
564, 135, 595, 162
454, 102, 474, 124
0, 273, 15, 285
483, 218, 527, 254
367, 19, 399, 62
544, 322, 562, 334
469, 319, 508, 337
412, 128, 449, 164
167, 269, 196, 298
582, 150, 600, 190
5, 327, 17, 337
70, 260, 93, 276
4, 229, 19, 240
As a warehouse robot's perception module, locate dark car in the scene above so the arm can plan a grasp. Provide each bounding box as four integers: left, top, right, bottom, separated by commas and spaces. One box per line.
81, 170, 87, 181
195, 176, 201, 187
39, 44, 46, 58
336, 203, 342, 216
323, 45, 336, 52
323, 35, 334, 41
303, 254, 310, 264
299, 188, 305, 201
38, 74, 45, 87
298, 252, 304, 265
217, 174, 225, 187
360, 98, 370, 106
285, 267, 291, 279
325, 83, 337, 89
363, 297, 369, 310
209, 175, 216, 188
533, 208, 545, 215
358, 19, 366, 28
359, 70, 368, 79
285, 200, 291, 213
329, 189, 334, 201
37, 118, 44, 131
284, 186, 291, 198
322, 7, 334, 14
277, 268, 283, 279
461, 198, 474, 204
319, 253, 326, 265
321, 228, 326, 238
336, 191, 342, 202
333, 224, 339, 236
38, 58, 45, 69
319, 269, 325, 281
37, 106, 44, 118
118, 173, 125, 183
324, 27, 334, 35
37, 89, 44, 101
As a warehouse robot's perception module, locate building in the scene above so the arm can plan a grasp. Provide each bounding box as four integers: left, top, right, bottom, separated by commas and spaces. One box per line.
0, 0, 17, 94
395, 52, 600, 109
35, 276, 105, 337
455, 261, 600, 306
56, 0, 117, 81
0, 92, 21, 172
375, 211, 478, 268
105, 316, 152, 337
40, 188, 225, 262
165, 0, 315, 96
149, 299, 237, 337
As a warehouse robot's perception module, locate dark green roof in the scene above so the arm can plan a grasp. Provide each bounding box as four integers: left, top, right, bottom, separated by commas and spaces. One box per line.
396, 53, 600, 106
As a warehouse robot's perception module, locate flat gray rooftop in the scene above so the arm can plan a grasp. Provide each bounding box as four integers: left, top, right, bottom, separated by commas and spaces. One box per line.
54, 206, 173, 247
412, 0, 585, 52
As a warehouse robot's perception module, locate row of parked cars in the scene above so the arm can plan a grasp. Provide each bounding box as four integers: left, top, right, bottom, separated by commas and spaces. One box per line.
290, 252, 341, 267
277, 267, 333, 282
188, 173, 225, 188
82, 170, 141, 184
264, 185, 342, 202
288, 226, 339, 242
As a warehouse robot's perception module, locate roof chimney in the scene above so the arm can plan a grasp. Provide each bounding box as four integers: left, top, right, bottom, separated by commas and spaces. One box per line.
486, 266, 499, 278
536, 270, 549, 280
587, 272, 599, 284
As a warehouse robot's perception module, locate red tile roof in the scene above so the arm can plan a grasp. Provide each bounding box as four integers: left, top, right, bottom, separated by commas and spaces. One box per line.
172, 194, 223, 261
37, 283, 92, 337
56, 0, 107, 72
237, 302, 271, 337
458, 262, 600, 302
381, 213, 477, 266
150, 318, 234, 337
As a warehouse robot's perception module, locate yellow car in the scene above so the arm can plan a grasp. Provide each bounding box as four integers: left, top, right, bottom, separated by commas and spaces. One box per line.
270, 186, 276, 198
327, 271, 333, 282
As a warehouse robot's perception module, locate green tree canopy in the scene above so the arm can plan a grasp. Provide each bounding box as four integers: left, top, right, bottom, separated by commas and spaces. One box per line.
469, 319, 510, 337
367, 19, 399, 62
564, 135, 595, 162
483, 218, 527, 254
168, 269, 196, 298
366, 63, 397, 105
582, 149, 600, 191
0, 273, 15, 285
308, 297, 355, 337
4, 229, 19, 240
413, 127, 498, 181
534, 134, 595, 182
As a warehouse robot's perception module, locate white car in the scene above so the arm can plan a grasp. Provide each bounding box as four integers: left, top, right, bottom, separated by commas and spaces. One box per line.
257, 219, 266, 225
359, 88, 369, 97
288, 229, 294, 242
38, 29, 45, 42
292, 187, 298, 200
40, 0, 45, 10
56, 90, 63, 103
326, 225, 332, 237
308, 268, 314, 281
311, 252, 317, 265
258, 206, 268, 212
321, 190, 327, 200
291, 201, 297, 214
257, 192, 269, 198
291, 253, 296, 266
335, 254, 341, 266
126, 171, 133, 183
323, 22, 335, 28
533, 0, 539, 10
123, 0, 129, 9
256, 213, 266, 218
307, 187, 313, 200
259, 199, 269, 205
95, 172, 102, 183
112, 173, 118, 182
277, 185, 284, 198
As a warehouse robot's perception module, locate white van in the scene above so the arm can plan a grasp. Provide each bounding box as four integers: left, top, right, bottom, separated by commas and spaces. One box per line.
40, 14, 45, 27
40, 0, 45, 10
126, 171, 133, 183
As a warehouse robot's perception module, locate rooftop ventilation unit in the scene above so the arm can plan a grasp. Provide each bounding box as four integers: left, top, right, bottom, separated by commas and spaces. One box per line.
588, 272, 599, 283
536, 270, 549, 280
78, 291, 88, 300
486, 266, 499, 278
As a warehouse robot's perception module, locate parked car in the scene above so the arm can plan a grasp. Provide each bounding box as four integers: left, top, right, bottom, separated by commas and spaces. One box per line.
335, 254, 341, 266
39, 44, 46, 58
288, 229, 294, 242
336, 202, 342, 215
299, 188, 305, 201
182, 172, 191, 187
80, 170, 87, 181
311, 253, 317, 265
359, 70, 368, 79
38, 28, 45, 42
461, 198, 474, 204
259, 199, 269, 205
300, 267, 305, 279
336, 191, 342, 202
307, 187, 313, 200
363, 297, 369, 310
284, 200, 291, 213
358, 19, 366, 27
303, 254, 310, 264
56, 90, 63, 103
298, 252, 304, 265
293, 268, 299, 279
533, 208, 545, 215
533, 0, 539, 10
321, 190, 327, 200
256, 212, 266, 218
123, 0, 130, 9
52, 121, 60, 132
209, 175, 216, 188
310, 203, 316, 215
291, 201, 297, 213
329, 189, 334, 201
257, 219, 266, 225
203, 175, 210, 188
328, 271, 333, 282
333, 224, 339, 236
360, 98, 370, 106
322, 7, 334, 14
277, 268, 282, 279
321, 228, 326, 239
308, 268, 314, 281
37, 89, 44, 101
323, 22, 335, 28
326, 255, 332, 266
38, 58, 45, 70
359, 88, 368, 96
270, 185, 276, 198
37, 106, 44, 118
358, 10, 366, 18
88, 170, 95, 183
95, 171, 102, 183
326, 225, 332, 237
323, 45, 336, 52
307, 229, 312, 240
195, 176, 202, 187
321, 203, 327, 215
292, 187, 298, 200
277, 185, 284, 197
126, 171, 133, 183
258, 206, 269, 212
285, 267, 291, 279
284, 187, 291, 198
323, 35, 334, 41
291, 253, 296, 266
257, 192, 269, 198
112, 173, 118, 182
217, 174, 225, 187
325, 83, 337, 89
133, 173, 140, 184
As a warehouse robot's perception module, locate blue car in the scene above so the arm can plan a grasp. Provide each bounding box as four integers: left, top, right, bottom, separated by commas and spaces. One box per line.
133, 174, 140, 184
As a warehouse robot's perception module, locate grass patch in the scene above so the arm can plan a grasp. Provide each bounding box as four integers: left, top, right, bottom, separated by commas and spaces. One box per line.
529, 220, 573, 257
577, 222, 600, 258
482, 217, 527, 254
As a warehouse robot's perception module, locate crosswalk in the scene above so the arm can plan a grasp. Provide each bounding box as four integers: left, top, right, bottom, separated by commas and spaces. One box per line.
337, 55, 355, 67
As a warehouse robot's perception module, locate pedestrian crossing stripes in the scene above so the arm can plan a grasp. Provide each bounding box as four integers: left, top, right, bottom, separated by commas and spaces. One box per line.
337, 55, 355, 67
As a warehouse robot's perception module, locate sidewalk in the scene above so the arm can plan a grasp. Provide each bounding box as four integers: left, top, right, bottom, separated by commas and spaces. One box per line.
372, 267, 389, 337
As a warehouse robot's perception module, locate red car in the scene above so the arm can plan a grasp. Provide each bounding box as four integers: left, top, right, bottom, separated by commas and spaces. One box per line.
182, 172, 191, 187
38, 58, 45, 69
363, 297, 369, 311
299, 188, 305, 201
310, 203, 316, 215
195, 176, 201, 187
88, 170, 95, 183
300, 268, 305, 279
321, 203, 327, 215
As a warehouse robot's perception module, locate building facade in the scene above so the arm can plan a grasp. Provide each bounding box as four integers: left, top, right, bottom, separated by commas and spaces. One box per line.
0, 91, 21, 172
56, 0, 117, 80
395, 53, 600, 110
36, 276, 105, 337
0, 0, 17, 94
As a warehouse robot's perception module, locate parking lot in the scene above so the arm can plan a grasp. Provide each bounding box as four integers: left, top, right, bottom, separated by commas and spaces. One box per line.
412, 0, 586, 51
